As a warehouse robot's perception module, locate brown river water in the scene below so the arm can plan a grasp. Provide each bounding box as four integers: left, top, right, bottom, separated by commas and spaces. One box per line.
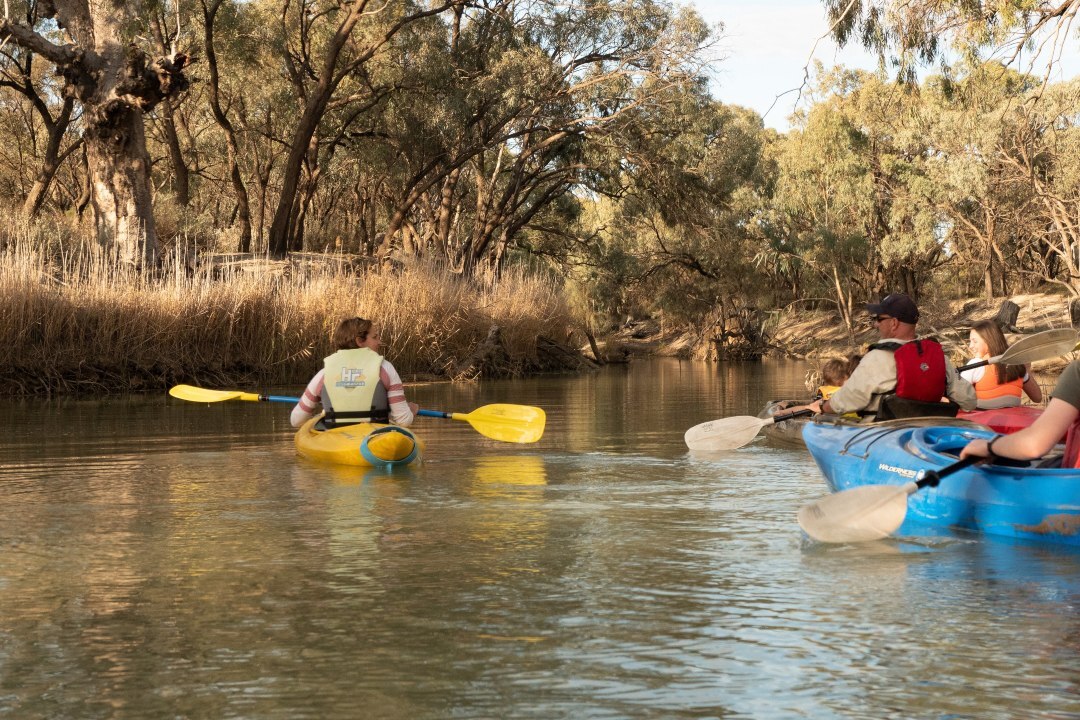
0, 359, 1078, 718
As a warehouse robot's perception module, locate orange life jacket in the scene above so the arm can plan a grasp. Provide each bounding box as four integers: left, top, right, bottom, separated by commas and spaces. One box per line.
973, 366, 1023, 403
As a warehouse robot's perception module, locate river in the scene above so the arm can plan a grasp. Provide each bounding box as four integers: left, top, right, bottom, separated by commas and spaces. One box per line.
1, 359, 1078, 718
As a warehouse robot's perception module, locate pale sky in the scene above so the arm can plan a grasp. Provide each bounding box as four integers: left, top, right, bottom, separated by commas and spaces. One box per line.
685, 0, 1080, 132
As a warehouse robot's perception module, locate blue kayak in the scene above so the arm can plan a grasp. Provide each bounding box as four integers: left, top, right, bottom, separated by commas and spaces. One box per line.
802, 419, 1080, 546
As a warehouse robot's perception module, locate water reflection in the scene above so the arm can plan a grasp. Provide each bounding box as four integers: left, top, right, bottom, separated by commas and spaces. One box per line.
795, 536, 1080, 716
0, 360, 1078, 717
469, 454, 548, 494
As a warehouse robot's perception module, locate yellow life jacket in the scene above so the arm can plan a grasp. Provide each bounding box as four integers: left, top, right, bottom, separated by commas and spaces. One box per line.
322, 348, 388, 425
818, 385, 841, 400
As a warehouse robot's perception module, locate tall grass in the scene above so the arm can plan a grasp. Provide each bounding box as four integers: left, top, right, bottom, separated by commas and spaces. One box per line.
0, 235, 576, 395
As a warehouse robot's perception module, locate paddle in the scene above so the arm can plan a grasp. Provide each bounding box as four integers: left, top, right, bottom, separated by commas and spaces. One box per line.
417, 405, 545, 444
168, 385, 545, 443
169, 384, 300, 404
796, 455, 982, 543
684, 408, 814, 452
684, 328, 1076, 453
958, 327, 1078, 372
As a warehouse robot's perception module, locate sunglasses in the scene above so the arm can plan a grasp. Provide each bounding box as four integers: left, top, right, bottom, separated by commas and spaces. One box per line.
868, 315, 893, 325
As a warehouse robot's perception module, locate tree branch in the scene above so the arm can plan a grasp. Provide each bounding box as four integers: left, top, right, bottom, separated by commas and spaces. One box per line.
0, 19, 80, 66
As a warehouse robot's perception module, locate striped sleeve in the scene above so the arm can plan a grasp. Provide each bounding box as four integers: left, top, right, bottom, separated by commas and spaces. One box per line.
290, 369, 325, 427
380, 360, 414, 426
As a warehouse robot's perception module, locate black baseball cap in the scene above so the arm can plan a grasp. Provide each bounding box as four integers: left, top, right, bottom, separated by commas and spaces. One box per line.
866, 293, 919, 324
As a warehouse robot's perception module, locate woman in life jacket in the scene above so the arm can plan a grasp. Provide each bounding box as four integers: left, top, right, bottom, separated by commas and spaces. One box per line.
961, 360, 1080, 468
290, 317, 418, 429
960, 320, 1043, 410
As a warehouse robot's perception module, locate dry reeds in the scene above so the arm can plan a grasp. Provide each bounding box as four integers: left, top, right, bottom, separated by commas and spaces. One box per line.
0, 234, 576, 395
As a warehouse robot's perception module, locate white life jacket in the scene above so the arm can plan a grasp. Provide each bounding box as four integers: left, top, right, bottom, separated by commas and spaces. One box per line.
321, 348, 389, 425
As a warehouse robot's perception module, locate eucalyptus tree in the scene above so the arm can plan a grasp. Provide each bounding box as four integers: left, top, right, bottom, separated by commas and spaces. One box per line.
0, 0, 80, 218
822, 0, 1080, 83
566, 90, 777, 351
816, 0, 1080, 296
217, 1, 295, 251
628, 100, 773, 306
772, 67, 991, 322
263, 0, 457, 257
916, 64, 1042, 299
999, 78, 1080, 296
843, 72, 948, 297
198, 0, 295, 252
360, 0, 718, 276
147, 8, 192, 208
0, 0, 191, 265
774, 107, 873, 328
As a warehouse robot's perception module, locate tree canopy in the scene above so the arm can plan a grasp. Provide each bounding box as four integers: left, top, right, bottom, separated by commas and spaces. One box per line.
1, 0, 1079, 355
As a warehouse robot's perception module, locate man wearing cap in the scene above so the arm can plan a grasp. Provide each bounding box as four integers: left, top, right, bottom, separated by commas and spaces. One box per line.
804, 293, 976, 419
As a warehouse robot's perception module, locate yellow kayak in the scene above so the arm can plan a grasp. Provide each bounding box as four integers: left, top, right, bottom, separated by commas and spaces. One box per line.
294, 416, 424, 468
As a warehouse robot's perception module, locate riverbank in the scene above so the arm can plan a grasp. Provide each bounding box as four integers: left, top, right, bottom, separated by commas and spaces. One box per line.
766, 293, 1073, 365
0, 244, 593, 396
594, 292, 1077, 395
767, 293, 1076, 396
8, 231, 1074, 398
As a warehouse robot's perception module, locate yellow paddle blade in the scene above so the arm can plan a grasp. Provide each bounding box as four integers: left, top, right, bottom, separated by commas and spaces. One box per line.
169, 385, 260, 403
454, 404, 546, 443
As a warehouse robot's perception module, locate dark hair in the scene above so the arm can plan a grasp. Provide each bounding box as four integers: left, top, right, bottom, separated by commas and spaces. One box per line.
971, 320, 1024, 384
332, 317, 373, 350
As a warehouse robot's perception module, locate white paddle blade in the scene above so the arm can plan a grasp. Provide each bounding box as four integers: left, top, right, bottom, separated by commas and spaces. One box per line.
796, 482, 918, 543
684, 416, 768, 452
999, 328, 1078, 364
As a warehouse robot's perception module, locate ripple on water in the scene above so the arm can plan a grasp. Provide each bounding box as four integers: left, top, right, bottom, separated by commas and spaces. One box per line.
2, 365, 1080, 718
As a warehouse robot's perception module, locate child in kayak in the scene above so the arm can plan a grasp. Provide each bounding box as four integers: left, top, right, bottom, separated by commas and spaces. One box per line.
817, 354, 861, 400
773, 354, 861, 417
290, 317, 418, 429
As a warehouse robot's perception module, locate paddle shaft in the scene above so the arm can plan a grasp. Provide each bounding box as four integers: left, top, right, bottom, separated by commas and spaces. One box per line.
771, 407, 814, 424
959, 355, 1010, 372
913, 454, 982, 490
256, 402, 470, 423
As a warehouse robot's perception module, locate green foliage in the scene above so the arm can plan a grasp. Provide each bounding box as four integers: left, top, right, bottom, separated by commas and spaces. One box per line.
2, 0, 1080, 358
822, 0, 1079, 83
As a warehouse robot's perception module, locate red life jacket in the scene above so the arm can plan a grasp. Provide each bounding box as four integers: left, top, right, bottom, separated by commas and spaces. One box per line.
1061, 420, 1080, 469
871, 339, 947, 403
